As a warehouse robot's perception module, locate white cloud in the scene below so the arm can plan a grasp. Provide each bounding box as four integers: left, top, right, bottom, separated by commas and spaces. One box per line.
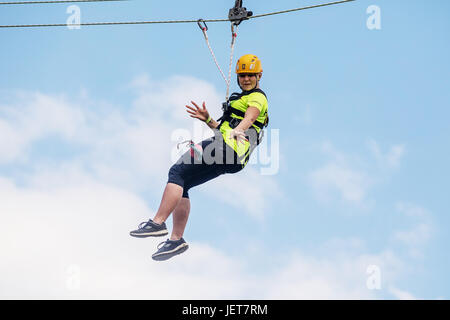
308, 141, 375, 207
260, 247, 407, 300
394, 223, 432, 246
0, 92, 85, 164
391, 202, 434, 259
198, 166, 283, 221
396, 202, 432, 220
0, 119, 26, 163
309, 162, 373, 206
367, 139, 405, 169
0, 173, 409, 300
0, 78, 424, 300
260, 253, 367, 299
0, 76, 281, 217
130, 74, 224, 122
308, 139, 405, 207
388, 286, 417, 300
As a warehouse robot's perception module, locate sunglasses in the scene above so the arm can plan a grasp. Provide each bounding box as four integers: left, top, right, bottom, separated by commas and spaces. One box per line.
238, 73, 257, 78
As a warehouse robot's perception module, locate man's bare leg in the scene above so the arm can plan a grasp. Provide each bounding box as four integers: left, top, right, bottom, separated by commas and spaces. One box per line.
152, 183, 183, 225
171, 197, 190, 240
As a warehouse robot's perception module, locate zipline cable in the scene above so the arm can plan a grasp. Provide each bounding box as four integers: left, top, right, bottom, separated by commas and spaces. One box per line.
0, 0, 355, 29
249, 0, 355, 19
0, 19, 228, 29
0, 0, 128, 4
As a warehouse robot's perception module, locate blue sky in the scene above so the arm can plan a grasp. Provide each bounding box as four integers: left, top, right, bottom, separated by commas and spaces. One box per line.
0, 0, 449, 299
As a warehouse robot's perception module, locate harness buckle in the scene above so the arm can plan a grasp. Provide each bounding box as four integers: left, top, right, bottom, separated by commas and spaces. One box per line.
229, 117, 241, 129
222, 101, 230, 113
257, 129, 264, 145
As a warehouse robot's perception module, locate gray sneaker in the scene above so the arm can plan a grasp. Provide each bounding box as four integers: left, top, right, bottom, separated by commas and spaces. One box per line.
129, 220, 168, 238
152, 238, 189, 261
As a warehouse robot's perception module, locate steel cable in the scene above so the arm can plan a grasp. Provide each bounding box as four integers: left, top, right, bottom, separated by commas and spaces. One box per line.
0, 0, 128, 4
0, 0, 355, 29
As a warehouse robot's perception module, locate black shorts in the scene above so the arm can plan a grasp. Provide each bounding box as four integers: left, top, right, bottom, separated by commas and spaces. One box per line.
168, 133, 244, 199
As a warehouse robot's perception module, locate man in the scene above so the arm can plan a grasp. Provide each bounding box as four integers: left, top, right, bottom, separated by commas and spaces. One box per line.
130, 54, 269, 261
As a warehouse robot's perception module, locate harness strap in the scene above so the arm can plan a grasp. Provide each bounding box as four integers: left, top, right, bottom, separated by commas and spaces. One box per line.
221, 106, 266, 130
217, 88, 268, 130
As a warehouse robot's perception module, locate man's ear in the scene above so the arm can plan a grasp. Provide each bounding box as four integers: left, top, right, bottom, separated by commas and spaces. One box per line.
257, 72, 263, 80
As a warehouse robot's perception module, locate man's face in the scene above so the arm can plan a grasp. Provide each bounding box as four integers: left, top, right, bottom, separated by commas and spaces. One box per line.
238, 73, 261, 91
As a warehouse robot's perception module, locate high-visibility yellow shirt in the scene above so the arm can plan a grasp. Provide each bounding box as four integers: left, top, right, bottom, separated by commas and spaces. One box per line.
219, 89, 268, 165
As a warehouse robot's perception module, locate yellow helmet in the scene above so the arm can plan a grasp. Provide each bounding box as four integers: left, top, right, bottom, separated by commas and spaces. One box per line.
236, 54, 263, 74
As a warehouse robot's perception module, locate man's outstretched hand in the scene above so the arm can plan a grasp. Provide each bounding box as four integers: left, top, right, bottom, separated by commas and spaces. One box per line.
186, 101, 210, 122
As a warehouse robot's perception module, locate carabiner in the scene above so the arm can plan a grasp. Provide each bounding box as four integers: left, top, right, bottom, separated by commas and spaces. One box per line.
177, 140, 203, 162
197, 19, 208, 32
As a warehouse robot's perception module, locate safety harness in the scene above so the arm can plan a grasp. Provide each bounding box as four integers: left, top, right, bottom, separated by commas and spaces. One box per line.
217, 88, 269, 146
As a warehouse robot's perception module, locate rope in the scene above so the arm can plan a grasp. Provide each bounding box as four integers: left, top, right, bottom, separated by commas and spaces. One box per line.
199, 22, 228, 85
226, 24, 237, 101
0, 0, 355, 28
199, 20, 238, 101
0, 0, 127, 4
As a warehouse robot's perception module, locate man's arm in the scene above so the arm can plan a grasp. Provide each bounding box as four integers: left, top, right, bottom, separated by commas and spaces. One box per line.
205, 117, 220, 130
234, 106, 260, 131
206, 106, 259, 131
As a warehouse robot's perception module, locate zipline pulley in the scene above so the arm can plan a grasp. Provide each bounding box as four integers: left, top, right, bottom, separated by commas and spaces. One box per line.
228, 0, 253, 26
